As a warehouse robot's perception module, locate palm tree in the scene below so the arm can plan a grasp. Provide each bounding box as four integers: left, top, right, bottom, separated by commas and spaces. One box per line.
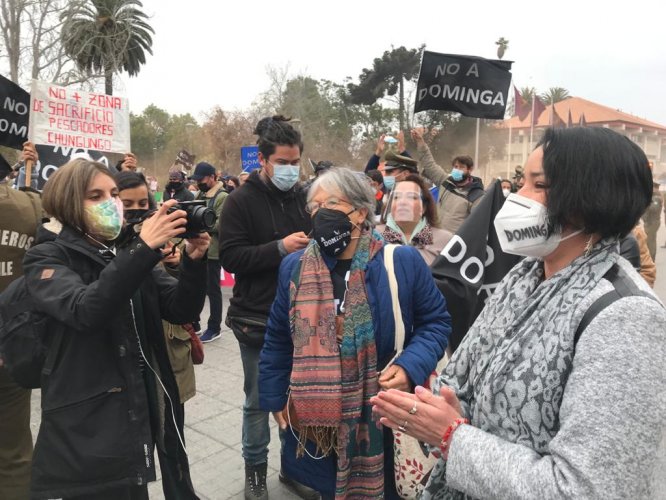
540, 87, 570, 105
60, 0, 154, 95
519, 86, 536, 106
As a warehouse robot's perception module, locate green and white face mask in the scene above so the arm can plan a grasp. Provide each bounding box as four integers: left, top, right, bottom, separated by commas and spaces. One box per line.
85, 197, 124, 241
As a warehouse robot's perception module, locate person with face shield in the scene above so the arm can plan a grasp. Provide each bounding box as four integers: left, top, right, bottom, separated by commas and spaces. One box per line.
372, 127, 666, 499
377, 174, 453, 265
258, 167, 451, 499
21, 159, 209, 499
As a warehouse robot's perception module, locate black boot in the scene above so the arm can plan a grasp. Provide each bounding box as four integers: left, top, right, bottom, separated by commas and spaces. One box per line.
245, 462, 268, 500
279, 469, 321, 500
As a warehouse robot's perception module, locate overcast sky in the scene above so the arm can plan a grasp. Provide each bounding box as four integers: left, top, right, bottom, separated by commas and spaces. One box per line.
118, 0, 666, 126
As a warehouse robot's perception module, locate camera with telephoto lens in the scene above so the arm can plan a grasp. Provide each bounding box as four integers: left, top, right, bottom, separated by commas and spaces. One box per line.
167, 200, 217, 238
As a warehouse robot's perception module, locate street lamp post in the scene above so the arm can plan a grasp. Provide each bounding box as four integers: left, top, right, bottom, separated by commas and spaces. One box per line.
153, 147, 157, 179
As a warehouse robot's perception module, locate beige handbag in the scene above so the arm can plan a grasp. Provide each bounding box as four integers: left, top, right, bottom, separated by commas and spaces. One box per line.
383, 244, 446, 499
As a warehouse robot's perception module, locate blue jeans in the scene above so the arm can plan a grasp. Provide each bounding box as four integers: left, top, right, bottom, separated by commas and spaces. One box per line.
238, 341, 270, 465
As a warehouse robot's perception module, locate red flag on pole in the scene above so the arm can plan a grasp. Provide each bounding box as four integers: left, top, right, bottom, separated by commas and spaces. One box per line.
514, 86, 531, 120
531, 95, 546, 126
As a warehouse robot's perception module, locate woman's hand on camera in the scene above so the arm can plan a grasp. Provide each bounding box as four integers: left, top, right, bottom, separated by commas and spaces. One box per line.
139, 200, 187, 249
184, 232, 210, 260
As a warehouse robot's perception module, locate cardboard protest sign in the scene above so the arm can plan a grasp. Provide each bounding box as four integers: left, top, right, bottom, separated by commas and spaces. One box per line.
241, 145, 260, 172
0, 75, 30, 150
414, 51, 513, 119
28, 80, 130, 154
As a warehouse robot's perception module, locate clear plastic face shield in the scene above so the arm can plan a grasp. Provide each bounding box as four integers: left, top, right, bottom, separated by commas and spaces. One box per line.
391, 182, 423, 223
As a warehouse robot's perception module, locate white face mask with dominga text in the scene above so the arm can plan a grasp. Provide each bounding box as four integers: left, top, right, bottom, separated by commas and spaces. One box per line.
494, 193, 582, 258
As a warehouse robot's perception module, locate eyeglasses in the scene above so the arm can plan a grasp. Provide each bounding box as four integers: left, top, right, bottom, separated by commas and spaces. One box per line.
305, 197, 352, 214
393, 192, 422, 201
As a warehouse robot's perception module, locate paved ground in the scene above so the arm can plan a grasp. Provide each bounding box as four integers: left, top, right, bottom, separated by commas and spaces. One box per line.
30, 226, 666, 499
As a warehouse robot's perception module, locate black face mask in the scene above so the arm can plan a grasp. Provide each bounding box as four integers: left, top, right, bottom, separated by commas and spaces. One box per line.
312, 207, 355, 257
197, 182, 211, 193
166, 181, 182, 191
124, 208, 150, 225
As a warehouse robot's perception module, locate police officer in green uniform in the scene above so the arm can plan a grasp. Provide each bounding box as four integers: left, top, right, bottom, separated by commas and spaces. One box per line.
0, 141, 43, 500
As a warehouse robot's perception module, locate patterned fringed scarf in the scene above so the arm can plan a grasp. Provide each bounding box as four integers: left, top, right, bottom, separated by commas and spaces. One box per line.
289, 229, 385, 499
383, 214, 433, 247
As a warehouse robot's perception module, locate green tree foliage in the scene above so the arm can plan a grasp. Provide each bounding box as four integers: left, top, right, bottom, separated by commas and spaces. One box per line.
347, 45, 423, 131
129, 104, 199, 181
540, 87, 570, 105
60, 0, 154, 95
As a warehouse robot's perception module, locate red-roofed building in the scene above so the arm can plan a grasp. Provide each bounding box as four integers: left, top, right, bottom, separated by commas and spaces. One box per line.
495, 96, 666, 176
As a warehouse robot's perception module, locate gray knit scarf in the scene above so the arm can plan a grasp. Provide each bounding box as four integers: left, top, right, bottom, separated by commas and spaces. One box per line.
422, 238, 620, 499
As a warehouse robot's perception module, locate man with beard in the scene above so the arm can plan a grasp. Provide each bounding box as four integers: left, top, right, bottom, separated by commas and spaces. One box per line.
219, 116, 315, 500
411, 128, 484, 233
190, 161, 227, 341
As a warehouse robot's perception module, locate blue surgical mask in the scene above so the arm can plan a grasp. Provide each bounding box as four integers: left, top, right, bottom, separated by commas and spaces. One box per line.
383, 176, 396, 190
451, 168, 464, 182
269, 163, 300, 191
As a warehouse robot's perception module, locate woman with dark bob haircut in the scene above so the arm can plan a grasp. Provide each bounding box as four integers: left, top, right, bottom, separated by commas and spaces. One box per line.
373, 127, 666, 499
22, 159, 210, 499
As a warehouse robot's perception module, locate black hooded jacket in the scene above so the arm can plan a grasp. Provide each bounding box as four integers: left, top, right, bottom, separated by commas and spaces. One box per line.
218, 170, 311, 322
22, 225, 206, 499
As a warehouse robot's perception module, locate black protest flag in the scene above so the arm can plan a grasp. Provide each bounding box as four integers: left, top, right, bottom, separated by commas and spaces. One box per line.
430, 180, 521, 352
414, 51, 513, 119
0, 74, 30, 150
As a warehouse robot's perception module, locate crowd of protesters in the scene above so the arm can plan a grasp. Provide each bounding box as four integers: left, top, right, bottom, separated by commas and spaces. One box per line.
0, 117, 665, 500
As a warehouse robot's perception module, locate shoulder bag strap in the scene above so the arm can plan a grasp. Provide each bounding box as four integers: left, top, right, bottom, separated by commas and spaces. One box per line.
383, 243, 405, 357
574, 263, 660, 347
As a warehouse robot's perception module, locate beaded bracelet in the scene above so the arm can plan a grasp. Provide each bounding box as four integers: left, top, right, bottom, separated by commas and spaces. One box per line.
438, 417, 469, 459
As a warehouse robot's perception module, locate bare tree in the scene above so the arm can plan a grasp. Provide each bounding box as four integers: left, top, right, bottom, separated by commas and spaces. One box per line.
253, 64, 291, 116
0, 0, 90, 85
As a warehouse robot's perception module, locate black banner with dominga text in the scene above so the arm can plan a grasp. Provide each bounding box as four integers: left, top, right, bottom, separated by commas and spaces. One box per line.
0, 74, 30, 150
414, 51, 513, 119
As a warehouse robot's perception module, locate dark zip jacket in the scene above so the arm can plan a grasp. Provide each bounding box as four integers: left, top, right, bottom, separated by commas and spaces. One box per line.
22, 225, 206, 499
218, 170, 311, 322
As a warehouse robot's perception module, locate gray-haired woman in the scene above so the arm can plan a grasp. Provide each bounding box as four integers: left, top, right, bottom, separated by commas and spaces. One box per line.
258, 167, 451, 498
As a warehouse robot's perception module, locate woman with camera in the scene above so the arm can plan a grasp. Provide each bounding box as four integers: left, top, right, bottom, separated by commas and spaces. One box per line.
23, 159, 209, 499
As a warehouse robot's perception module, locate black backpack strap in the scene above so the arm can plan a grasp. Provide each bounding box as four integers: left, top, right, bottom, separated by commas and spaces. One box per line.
574, 263, 659, 346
